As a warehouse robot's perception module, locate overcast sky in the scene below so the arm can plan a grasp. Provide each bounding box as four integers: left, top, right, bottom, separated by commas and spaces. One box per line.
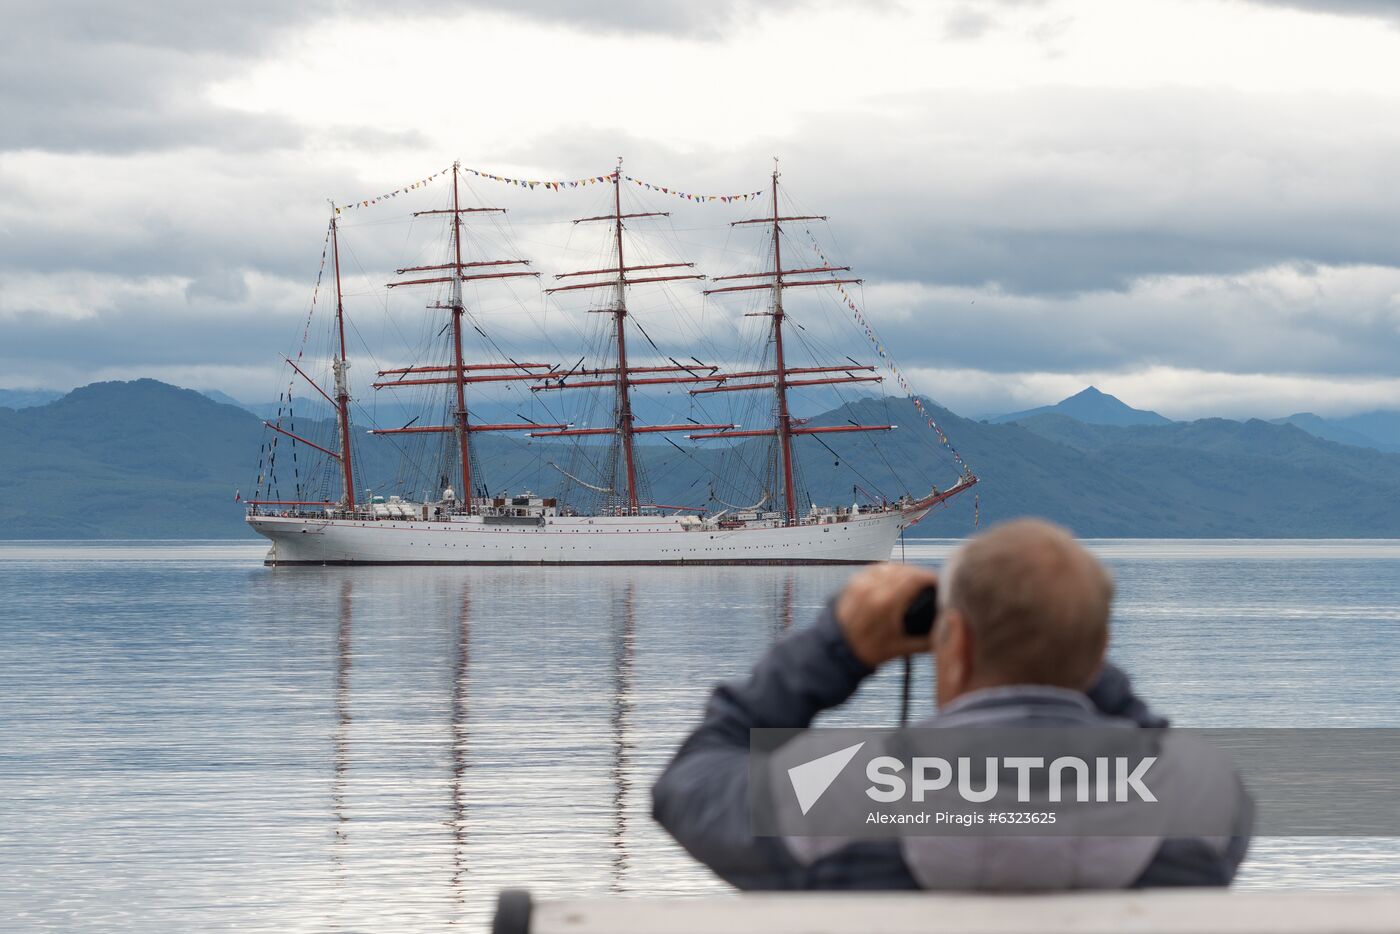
4, 0, 1400, 419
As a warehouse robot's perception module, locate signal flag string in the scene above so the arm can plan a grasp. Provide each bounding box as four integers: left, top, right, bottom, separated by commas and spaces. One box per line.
332, 164, 765, 213
334, 167, 451, 214
295, 223, 332, 362
460, 166, 764, 202
463, 166, 763, 202
254, 224, 332, 504
621, 174, 764, 203
806, 230, 977, 483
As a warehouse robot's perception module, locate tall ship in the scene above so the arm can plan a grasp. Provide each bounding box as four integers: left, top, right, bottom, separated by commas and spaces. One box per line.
245, 161, 977, 564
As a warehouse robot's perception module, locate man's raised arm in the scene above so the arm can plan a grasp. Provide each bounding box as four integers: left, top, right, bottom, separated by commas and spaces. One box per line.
651, 567, 938, 889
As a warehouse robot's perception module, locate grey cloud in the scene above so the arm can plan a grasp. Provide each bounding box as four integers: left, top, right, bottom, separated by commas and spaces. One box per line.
0, 158, 350, 282
940, 0, 1052, 41
14, 1, 303, 54
1243, 0, 1400, 23
943, 7, 996, 39
0, 0, 853, 156
741, 251, 1400, 381
1, 1, 311, 155
447, 0, 807, 37
847, 273, 1400, 379
0, 304, 302, 373
185, 269, 250, 304
0, 0, 519, 156
800, 87, 1400, 295
510, 86, 1400, 296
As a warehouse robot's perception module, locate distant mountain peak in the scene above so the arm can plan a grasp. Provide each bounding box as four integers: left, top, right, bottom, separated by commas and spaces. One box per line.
0, 387, 63, 410
60, 378, 209, 404
989, 386, 1172, 427
1269, 412, 1390, 451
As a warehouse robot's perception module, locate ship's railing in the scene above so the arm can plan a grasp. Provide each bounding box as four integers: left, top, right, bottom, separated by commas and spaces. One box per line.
246, 504, 382, 520
702, 504, 910, 531
245, 502, 912, 526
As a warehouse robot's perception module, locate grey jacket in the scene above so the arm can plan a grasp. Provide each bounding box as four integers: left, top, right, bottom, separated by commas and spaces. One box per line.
652, 605, 1252, 890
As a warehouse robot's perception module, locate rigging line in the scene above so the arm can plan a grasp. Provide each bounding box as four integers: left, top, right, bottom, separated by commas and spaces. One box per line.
548, 461, 614, 494
337, 242, 395, 381
491, 446, 542, 495
875, 394, 915, 496
661, 436, 733, 490
375, 204, 428, 355
706, 430, 777, 497
869, 432, 912, 499
343, 313, 387, 397
809, 431, 884, 497
823, 382, 898, 480
545, 394, 613, 492
347, 396, 441, 485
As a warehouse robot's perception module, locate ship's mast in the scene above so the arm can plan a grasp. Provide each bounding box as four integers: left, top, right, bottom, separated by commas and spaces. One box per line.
610, 163, 641, 512
331, 214, 358, 511
691, 162, 890, 523
373, 165, 563, 510
767, 169, 798, 523
448, 163, 474, 502
534, 161, 734, 515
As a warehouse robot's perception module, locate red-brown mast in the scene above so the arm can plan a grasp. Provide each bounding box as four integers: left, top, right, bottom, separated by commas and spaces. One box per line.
538, 159, 720, 515
330, 213, 357, 511
449, 162, 473, 503
694, 162, 886, 523
768, 169, 798, 523
374, 161, 544, 510
611, 162, 640, 512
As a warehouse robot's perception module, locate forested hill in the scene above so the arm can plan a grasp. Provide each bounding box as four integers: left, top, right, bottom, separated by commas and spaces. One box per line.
4, 379, 1400, 538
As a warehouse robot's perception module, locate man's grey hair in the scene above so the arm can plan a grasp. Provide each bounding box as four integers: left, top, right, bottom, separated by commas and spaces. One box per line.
938, 518, 1113, 690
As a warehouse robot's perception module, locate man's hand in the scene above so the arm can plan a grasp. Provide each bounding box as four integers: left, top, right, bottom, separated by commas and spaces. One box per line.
835, 563, 940, 668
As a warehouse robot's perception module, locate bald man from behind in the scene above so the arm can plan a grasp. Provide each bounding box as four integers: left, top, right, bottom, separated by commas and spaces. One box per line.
652, 518, 1252, 890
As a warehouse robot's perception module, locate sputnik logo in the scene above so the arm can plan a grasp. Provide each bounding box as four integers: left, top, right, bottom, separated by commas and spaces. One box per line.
787, 742, 866, 815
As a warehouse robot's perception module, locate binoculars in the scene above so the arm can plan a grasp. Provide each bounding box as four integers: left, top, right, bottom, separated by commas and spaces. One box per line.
902, 584, 939, 637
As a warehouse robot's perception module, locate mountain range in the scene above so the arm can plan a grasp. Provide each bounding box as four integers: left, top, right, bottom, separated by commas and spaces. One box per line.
6, 379, 1400, 538
14, 380, 1389, 454
975, 386, 1400, 454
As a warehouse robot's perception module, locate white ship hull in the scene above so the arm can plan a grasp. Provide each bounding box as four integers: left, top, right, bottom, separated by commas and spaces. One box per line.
247, 506, 929, 566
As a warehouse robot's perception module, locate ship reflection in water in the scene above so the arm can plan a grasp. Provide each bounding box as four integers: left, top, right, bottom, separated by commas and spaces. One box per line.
311, 563, 849, 929
3, 541, 1399, 932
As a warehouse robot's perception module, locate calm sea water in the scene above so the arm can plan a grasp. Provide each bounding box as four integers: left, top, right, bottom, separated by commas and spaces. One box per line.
2, 539, 1397, 931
